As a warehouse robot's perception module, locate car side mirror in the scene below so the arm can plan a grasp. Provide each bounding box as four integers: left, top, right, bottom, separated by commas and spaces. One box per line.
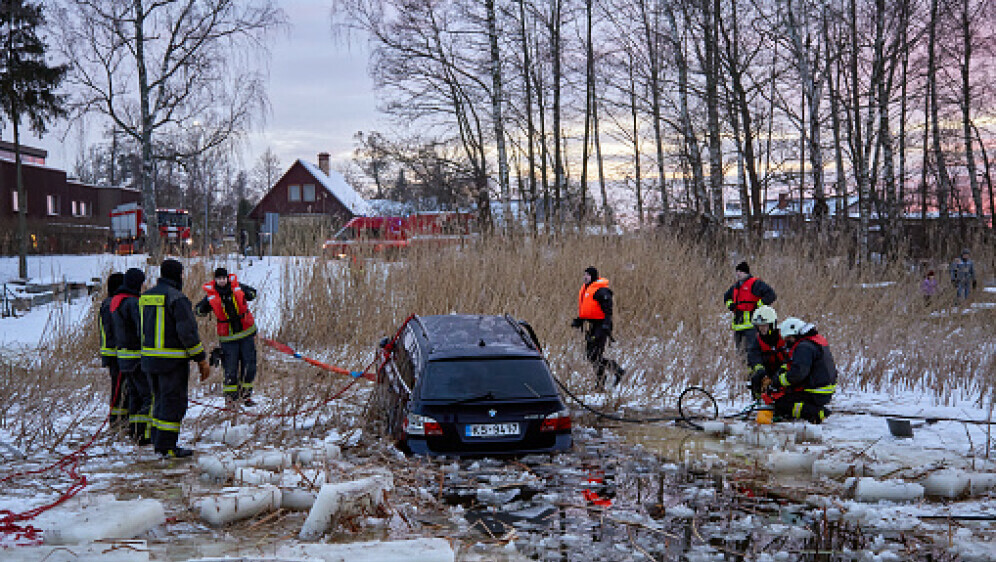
378, 336, 390, 349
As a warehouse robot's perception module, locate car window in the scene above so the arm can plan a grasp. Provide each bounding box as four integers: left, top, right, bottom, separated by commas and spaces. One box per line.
420, 358, 558, 400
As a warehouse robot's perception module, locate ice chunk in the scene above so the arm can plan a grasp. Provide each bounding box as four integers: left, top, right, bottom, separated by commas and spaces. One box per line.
196, 485, 281, 526
853, 478, 924, 503
281, 489, 318, 511
204, 423, 252, 447
767, 452, 816, 474
272, 538, 454, 561
197, 454, 237, 480
233, 466, 279, 485
813, 459, 862, 480
247, 450, 292, 471
700, 421, 728, 436
922, 471, 969, 499
968, 472, 996, 496
299, 473, 394, 540
40, 499, 165, 545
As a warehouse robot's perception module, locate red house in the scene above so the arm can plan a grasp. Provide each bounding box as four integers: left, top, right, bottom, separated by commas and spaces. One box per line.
0, 141, 140, 254
248, 152, 371, 247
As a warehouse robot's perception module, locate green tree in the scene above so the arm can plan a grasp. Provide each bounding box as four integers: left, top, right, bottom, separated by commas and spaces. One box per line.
0, 0, 67, 279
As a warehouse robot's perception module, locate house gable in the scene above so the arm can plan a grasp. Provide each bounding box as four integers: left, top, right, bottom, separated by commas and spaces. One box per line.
249, 159, 371, 221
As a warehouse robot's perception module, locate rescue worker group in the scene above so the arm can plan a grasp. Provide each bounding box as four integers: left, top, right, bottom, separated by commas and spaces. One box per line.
99, 259, 257, 458
98, 257, 834, 459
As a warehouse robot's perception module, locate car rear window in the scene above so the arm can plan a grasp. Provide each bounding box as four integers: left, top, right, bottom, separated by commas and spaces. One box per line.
421, 358, 558, 401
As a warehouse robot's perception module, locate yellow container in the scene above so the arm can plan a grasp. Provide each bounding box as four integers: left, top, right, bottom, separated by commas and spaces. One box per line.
756, 409, 774, 424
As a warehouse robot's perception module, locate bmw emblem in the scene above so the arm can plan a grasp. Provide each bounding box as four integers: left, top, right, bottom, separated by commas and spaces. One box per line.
488, 409, 497, 418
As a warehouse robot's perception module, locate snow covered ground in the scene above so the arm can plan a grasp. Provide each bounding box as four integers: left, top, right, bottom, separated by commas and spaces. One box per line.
2, 253, 995, 559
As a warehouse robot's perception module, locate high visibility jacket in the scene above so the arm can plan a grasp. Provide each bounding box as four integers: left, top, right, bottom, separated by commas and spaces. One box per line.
578, 278, 610, 320
202, 276, 256, 342
724, 276, 776, 331
749, 331, 789, 374
140, 278, 206, 372
778, 333, 837, 395
111, 291, 142, 370
99, 296, 117, 367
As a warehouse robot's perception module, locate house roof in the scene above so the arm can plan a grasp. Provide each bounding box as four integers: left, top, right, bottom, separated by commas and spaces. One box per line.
297, 159, 372, 216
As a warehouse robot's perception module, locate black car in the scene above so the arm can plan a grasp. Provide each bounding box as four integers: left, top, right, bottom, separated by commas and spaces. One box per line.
371, 314, 573, 456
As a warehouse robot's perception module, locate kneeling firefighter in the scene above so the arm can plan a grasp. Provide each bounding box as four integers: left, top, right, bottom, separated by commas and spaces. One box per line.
768, 317, 837, 424
745, 305, 788, 399
195, 268, 258, 405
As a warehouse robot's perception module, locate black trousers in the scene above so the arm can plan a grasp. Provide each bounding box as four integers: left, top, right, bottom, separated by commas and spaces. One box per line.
221, 335, 257, 400
733, 328, 757, 357
773, 390, 832, 423
107, 364, 128, 427
584, 326, 620, 385
149, 363, 190, 453
122, 365, 153, 441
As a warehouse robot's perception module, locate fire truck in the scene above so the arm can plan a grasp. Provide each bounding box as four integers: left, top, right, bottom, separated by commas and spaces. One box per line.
110, 202, 193, 254
322, 211, 475, 258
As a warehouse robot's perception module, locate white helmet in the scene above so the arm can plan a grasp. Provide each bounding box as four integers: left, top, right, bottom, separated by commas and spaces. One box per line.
751, 305, 778, 327
779, 317, 815, 338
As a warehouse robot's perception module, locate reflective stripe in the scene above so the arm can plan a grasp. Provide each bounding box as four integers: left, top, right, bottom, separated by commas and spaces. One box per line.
117, 350, 142, 360
218, 324, 257, 342
130, 414, 150, 423
240, 382, 254, 389
724, 299, 733, 308
151, 418, 181, 432
779, 370, 790, 387
805, 384, 837, 394
111, 408, 129, 415
223, 385, 239, 392
99, 316, 117, 356
156, 303, 165, 350
141, 342, 204, 359
732, 309, 756, 331
792, 402, 803, 418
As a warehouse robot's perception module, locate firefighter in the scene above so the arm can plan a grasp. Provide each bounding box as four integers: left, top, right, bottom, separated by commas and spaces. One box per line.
111, 268, 153, 445
195, 267, 258, 406
723, 261, 777, 354
745, 305, 788, 399
770, 317, 837, 424
99, 272, 127, 430
141, 259, 210, 458
572, 266, 625, 388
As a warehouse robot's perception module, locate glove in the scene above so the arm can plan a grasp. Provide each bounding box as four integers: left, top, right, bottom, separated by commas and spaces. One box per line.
209, 347, 224, 367
197, 359, 211, 382
571, 318, 584, 329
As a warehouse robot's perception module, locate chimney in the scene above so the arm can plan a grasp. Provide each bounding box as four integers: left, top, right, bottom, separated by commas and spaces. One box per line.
318, 152, 330, 175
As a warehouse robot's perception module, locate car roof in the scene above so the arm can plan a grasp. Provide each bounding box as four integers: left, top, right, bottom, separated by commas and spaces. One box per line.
414, 314, 541, 359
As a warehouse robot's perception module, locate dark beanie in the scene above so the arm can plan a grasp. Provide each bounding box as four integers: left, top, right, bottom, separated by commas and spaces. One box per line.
123, 267, 146, 293
161, 259, 183, 285
214, 267, 229, 279
107, 272, 124, 295
735, 261, 750, 275
584, 266, 599, 280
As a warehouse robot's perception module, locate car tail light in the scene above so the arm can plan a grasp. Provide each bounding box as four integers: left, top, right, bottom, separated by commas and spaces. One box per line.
540, 409, 572, 432
404, 413, 443, 436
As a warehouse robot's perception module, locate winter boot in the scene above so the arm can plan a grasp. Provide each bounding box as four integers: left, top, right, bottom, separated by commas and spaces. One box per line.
160, 446, 193, 459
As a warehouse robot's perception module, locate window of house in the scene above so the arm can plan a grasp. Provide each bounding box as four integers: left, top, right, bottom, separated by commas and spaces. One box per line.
46, 195, 60, 216
11, 191, 19, 212
288, 184, 301, 202
72, 201, 79, 216
83, 201, 91, 216
303, 184, 316, 202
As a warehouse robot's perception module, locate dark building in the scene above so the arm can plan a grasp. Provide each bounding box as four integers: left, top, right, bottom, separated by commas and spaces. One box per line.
0, 141, 140, 255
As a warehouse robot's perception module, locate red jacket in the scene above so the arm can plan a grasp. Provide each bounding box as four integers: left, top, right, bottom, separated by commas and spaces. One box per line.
202, 276, 256, 341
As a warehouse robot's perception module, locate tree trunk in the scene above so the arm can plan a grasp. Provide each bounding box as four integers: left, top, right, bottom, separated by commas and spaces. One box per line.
928, 0, 951, 221
486, 0, 511, 230
134, 0, 160, 261
960, 0, 984, 228
628, 53, 643, 225
517, 0, 538, 233
14, 116, 28, 279
704, 0, 722, 219
551, 0, 564, 224
640, 0, 668, 217
581, 0, 593, 221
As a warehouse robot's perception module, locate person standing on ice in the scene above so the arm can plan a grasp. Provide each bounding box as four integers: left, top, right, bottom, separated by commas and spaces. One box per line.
111, 268, 153, 445
771, 317, 837, 424
140, 259, 210, 458
572, 266, 625, 388
920, 270, 939, 307
722, 261, 777, 355
99, 271, 127, 431
949, 249, 976, 305
195, 267, 259, 406
745, 305, 788, 400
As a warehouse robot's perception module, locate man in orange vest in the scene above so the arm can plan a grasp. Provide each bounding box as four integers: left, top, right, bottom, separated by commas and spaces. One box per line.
722, 261, 776, 354
572, 266, 625, 388
196, 268, 259, 406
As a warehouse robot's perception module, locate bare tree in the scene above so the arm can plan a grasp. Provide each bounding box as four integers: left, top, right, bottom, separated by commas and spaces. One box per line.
56, 0, 284, 260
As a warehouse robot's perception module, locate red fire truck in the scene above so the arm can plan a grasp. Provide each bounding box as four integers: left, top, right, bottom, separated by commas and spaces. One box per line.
110, 203, 193, 254
322, 211, 475, 258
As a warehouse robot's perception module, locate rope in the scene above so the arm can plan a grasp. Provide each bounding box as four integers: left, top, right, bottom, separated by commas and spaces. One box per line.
0, 369, 125, 545
551, 375, 682, 424
188, 377, 359, 419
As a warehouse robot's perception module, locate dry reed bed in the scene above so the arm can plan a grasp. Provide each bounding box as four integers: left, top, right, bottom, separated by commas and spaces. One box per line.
0, 235, 992, 454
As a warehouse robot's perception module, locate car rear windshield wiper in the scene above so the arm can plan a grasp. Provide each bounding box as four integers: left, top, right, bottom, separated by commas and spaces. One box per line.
447, 391, 496, 405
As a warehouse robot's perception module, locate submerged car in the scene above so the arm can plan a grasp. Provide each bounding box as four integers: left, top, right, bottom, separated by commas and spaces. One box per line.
371, 314, 572, 456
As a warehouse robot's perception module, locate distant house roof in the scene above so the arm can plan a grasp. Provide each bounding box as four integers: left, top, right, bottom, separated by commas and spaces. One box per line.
297, 159, 372, 216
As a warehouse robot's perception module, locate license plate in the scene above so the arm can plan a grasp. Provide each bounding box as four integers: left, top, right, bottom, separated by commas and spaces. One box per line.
466, 423, 519, 437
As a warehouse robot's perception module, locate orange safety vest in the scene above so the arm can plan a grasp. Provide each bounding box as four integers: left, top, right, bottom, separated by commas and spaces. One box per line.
732, 277, 760, 313
203, 275, 256, 341
578, 278, 609, 320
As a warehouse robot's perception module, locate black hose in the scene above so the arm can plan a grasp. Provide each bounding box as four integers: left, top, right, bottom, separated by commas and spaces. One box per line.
551, 375, 683, 425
